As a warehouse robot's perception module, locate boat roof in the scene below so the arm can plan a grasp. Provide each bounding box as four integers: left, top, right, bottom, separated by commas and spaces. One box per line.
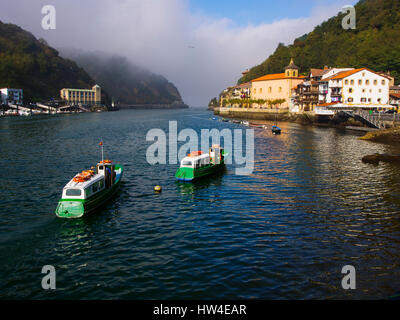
182, 153, 210, 162
64, 173, 104, 189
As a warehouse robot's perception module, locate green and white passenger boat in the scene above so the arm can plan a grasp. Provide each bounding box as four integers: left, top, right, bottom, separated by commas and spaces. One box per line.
55, 160, 123, 218
175, 145, 227, 182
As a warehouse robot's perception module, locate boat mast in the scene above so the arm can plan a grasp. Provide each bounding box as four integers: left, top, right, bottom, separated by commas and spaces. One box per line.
100, 139, 104, 162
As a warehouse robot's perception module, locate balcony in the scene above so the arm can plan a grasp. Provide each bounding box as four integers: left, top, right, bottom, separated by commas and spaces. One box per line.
331, 89, 342, 96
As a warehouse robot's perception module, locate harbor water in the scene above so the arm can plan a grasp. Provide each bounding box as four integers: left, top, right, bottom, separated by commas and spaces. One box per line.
0, 109, 400, 299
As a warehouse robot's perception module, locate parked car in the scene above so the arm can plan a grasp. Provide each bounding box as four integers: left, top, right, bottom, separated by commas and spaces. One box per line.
385, 109, 396, 114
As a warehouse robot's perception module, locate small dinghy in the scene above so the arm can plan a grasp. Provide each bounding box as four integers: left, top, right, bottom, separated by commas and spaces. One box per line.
272, 114, 281, 135
272, 125, 281, 135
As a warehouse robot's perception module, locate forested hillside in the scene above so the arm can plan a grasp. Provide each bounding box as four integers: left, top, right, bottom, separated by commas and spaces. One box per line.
239, 0, 400, 85
0, 21, 95, 102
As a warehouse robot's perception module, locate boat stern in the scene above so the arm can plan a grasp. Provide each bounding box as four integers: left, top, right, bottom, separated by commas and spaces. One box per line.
55, 200, 85, 219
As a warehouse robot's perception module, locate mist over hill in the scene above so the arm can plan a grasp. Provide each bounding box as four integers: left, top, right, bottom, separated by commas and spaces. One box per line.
59, 49, 184, 106
0, 21, 95, 102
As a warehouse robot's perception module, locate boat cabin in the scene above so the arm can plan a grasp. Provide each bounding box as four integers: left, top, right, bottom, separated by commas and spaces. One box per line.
209, 144, 223, 165
62, 174, 105, 200
97, 160, 117, 188
61, 160, 116, 200
180, 146, 224, 169
180, 153, 210, 169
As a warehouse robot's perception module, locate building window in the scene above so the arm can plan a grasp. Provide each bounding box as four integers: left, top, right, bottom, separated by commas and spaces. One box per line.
292, 71, 296, 77
345, 80, 349, 85
379, 89, 382, 93
259, 88, 262, 94
348, 98, 353, 102
366, 80, 370, 85
382, 80, 386, 85
378, 98, 381, 103
269, 87, 272, 93
287, 71, 290, 77
358, 79, 362, 85
361, 98, 366, 102
368, 98, 371, 102
350, 80, 354, 85
349, 88, 353, 93
254, 89, 256, 94
279, 87, 282, 93
362, 73, 365, 77
362, 89, 365, 93
374, 80, 377, 85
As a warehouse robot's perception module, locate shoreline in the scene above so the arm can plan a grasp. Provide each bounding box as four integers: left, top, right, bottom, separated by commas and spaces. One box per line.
212, 107, 400, 144
212, 107, 365, 129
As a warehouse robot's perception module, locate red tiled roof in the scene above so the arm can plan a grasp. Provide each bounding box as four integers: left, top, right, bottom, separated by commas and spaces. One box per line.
310, 69, 325, 77
327, 68, 365, 80
252, 73, 305, 82
326, 68, 391, 81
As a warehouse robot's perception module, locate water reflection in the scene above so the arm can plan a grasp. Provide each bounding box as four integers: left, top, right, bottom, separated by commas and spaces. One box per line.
176, 168, 227, 197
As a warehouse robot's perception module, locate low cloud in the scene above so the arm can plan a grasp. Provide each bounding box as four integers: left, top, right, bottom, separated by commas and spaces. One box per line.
0, 0, 353, 106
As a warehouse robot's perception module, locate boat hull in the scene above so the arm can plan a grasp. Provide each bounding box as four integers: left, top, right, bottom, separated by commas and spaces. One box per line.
55, 165, 123, 218
175, 161, 225, 182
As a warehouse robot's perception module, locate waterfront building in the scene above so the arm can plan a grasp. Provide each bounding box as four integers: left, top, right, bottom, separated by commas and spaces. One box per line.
390, 85, 400, 94
251, 59, 305, 109
232, 82, 251, 99
324, 68, 390, 105
0, 88, 23, 105
389, 93, 400, 112
318, 68, 354, 103
60, 85, 101, 105
378, 72, 395, 86
293, 68, 330, 112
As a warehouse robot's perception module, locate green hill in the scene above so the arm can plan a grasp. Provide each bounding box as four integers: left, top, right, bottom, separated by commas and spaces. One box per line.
0, 21, 96, 102
60, 49, 184, 105
239, 0, 400, 84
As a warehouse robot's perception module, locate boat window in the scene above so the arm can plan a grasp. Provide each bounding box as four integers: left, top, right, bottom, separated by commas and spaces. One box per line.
99, 180, 104, 189
92, 183, 98, 193
66, 189, 82, 197
182, 161, 192, 167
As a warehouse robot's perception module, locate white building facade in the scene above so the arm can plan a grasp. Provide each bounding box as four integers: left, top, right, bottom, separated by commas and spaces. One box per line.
324, 68, 390, 106
0, 88, 23, 105
318, 68, 354, 103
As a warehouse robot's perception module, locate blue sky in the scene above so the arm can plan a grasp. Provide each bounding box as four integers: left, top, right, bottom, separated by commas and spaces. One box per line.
189, 0, 358, 26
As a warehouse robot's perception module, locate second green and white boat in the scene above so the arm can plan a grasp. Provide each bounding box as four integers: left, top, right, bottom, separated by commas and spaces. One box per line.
175, 145, 227, 182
